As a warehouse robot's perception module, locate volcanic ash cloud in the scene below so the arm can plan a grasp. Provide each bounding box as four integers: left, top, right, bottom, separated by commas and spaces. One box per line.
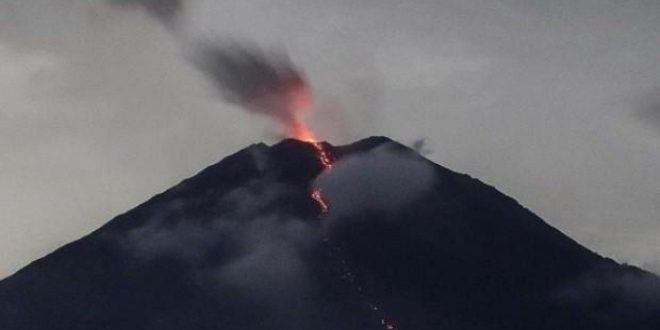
108, 0, 316, 139
191, 42, 315, 139
108, 0, 183, 26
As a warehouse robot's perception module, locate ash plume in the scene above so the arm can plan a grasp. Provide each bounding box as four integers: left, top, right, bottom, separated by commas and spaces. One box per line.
637, 88, 660, 134
192, 42, 312, 137
108, 0, 183, 26
108, 0, 314, 138
411, 138, 432, 155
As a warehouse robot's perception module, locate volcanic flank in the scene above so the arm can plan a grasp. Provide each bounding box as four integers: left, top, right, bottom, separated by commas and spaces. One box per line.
1, 137, 660, 330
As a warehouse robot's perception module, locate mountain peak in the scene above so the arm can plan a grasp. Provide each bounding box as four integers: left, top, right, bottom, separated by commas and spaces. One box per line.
167, 136, 405, 199
1, 136, 659, 330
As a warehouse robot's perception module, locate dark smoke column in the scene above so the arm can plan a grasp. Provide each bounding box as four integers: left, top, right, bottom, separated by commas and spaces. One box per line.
192, 42, 316, 140
109, 0, 183, 26
108, 0, 318, 140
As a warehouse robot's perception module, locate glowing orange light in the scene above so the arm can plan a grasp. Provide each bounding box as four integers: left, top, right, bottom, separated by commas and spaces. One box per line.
311, 189, 329, 213
285, 70, 400, 330
312, 142, 333, 169
291, 122, 318, 142
285, 78, 319, 143
287, 81, 313, 115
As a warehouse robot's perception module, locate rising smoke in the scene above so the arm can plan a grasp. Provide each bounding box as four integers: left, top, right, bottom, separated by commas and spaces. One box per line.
108, 0, 183, 26
108, 0, 314, 139
411, 138, 432, 155
637, 88, 660, 134
191, 42, 313, 138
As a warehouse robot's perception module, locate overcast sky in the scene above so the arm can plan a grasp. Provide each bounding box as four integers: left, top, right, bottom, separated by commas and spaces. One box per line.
0, 0, 658, 279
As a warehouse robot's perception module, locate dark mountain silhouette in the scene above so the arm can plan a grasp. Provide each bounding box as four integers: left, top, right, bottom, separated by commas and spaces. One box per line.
1, 137, 659, 330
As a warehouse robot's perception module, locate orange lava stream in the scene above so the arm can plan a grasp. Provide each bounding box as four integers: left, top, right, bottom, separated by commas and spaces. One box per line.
311, 189, 329, 213
301, 133, 398, 330
312, 142, 333, 170
289, 89, 397, 330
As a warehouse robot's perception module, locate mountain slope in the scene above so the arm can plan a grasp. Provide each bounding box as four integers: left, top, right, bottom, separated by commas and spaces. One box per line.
1, 137, 658, 330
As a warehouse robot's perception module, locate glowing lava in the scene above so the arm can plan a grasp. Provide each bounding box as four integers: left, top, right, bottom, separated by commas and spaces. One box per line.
301, 136, 398, 330
311, 189, 329, 213
312, 143, 333, 170
304, 135, 332, 213
287, 77, 398, 330
289, 120, 332, 170
291, 121, 318, 144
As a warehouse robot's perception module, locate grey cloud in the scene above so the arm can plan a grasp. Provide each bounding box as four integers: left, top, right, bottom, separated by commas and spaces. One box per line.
217, 215, 317, 301
120, 178, 321, 307
315, 144, 436, 220
637, 89, 660, 133
122, 206, 240, 262
411, 138, 432, 156
553, 267, 660, 324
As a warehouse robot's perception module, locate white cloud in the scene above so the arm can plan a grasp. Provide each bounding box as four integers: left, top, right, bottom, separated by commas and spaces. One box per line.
315, 144, 436, 220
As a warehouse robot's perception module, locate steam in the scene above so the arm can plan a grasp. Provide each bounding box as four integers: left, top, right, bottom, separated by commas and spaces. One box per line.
315, 143, 436, 220
121, 177, 320, 307
411, 138, 432, 155
108, 0, 315, 139
554, 267, 660, 324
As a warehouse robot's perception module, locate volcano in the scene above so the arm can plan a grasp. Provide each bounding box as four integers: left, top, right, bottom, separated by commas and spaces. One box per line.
1, 137, 659, 330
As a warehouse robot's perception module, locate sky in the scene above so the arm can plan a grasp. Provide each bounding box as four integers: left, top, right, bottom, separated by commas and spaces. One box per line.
0, 0, 658, 279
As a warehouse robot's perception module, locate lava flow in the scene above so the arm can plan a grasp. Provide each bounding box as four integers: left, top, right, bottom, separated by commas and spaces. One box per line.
284, 66, 398, 330
297, 130, 398, 330
291, 119, 332, 213
311, 189, 329, 213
